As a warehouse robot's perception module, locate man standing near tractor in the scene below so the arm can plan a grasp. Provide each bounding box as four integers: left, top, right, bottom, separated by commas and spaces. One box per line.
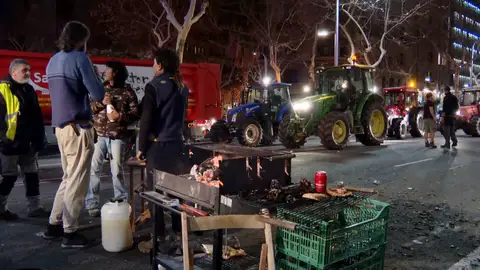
441, 86, 459, 149
423, 92, 437, 148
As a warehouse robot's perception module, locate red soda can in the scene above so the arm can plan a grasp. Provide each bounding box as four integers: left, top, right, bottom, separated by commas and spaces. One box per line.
314, 171, 327, 193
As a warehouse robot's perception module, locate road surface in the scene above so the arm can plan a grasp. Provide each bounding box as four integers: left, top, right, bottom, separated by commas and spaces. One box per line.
1, 133, 479, 270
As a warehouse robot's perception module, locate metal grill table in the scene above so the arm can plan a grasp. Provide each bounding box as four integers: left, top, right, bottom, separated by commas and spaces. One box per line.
140, 143, 297, 270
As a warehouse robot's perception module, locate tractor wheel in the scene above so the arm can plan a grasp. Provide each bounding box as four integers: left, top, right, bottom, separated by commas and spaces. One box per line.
357, 102, 388, 146
469, 116, 480, 137
409, 108, 424, 137
209, 120, 232, 143
237, 118, 263, 147
318, 111, 350, 150
394, 119, 407, 140
278, 114, 306, 149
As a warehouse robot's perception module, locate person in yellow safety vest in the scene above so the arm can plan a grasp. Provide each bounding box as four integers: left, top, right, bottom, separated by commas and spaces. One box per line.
0, 59, 48, 221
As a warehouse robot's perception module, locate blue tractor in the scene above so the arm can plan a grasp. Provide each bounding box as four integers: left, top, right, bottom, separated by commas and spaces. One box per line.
209, 82, 292, 146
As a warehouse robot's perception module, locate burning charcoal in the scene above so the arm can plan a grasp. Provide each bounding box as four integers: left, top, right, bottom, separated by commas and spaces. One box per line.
270, 179, 281, 189
286, 195, 295, 204
267, 189, 283, 201
299, 178, 313, 192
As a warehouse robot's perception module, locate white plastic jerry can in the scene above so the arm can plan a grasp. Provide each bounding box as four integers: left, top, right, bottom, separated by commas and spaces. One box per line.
101, 199, 133, 252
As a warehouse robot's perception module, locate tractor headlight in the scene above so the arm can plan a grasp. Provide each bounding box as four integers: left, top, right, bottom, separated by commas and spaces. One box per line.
456, 110, 461, 116
293, 101, 313, 112
232, 113, 237, 122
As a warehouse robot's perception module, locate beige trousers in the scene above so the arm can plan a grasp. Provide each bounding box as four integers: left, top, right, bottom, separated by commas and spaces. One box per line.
49, 125, 95, 233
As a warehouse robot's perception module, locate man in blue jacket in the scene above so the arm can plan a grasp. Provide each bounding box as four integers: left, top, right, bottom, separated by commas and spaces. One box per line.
42, 21, 105, 248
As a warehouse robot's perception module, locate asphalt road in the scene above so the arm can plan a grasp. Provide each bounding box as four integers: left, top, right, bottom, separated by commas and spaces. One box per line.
1, 133, 479, 270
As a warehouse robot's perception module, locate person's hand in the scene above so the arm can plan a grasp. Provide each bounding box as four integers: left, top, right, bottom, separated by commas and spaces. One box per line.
103, 94, 111, 105
136, 151, 145, 161
107, 108, 120, 121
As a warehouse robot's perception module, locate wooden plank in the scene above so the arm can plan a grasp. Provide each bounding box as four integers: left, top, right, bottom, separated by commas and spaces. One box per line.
255, 216, 296, 230
181, 212, 192, 270
188, 215, 265, 231
344, 186, 377, 193
258, 244, 267, 270
264, 224, 275, 270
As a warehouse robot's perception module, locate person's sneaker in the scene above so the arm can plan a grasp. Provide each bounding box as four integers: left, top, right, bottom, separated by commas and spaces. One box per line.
429, 143, 438, 149
452, 142, 458, 147
27, 207, 50, 218
441, 144, 450, 149
0, 210, 19, 221
42, 224, 63, 239
62, 232, 88, 248
88, 208, 100, 217
425, 141, 430, 147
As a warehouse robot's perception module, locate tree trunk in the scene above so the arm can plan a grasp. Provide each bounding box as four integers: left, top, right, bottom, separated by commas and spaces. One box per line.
176, 37, 186, 63
309, 37, 318, 84
176, 26, 191, 64
270, 61, 281, 83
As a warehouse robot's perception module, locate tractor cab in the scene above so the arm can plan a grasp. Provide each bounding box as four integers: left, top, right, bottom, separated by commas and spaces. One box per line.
458, 87, 480, 119
317, 65, 376, 110
242, 83, 291, 105
383, 87, 418, 116
240, 82, 291, 118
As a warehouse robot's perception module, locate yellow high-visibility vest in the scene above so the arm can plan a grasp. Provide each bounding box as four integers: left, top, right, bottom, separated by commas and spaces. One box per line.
0, 82, 20, 140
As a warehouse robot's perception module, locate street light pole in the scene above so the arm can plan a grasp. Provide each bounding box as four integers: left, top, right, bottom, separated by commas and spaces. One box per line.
334, 0, 340, 66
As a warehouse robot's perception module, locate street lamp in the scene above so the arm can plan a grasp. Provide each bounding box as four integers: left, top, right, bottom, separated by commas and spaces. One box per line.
317, 29, 338, 65
317, 30, 329, 37
262, 76, 272, 86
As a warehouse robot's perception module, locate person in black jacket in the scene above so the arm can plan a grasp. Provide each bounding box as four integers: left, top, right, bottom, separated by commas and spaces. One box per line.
136, 48, 188, 236
441, 86, 459, 149
0, 59, 47, 221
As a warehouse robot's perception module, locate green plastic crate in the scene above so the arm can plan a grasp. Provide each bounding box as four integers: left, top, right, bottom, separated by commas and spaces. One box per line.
277, 244, 386, 270
276, 198, 389, 268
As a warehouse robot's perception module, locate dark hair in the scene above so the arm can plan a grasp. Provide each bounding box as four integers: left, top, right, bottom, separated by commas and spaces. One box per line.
154, 48, 184, 89
426, 92, 433, 99
106, 61, 129, 88
444, 86, 451, 92
57, 21, 90, 52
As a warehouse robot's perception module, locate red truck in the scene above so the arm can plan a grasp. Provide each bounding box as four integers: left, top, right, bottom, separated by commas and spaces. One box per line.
0, 49, 222, 144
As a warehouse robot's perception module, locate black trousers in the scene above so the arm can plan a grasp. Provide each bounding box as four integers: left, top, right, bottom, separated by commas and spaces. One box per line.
146, 141, 185, 234
443, 116, 458, 146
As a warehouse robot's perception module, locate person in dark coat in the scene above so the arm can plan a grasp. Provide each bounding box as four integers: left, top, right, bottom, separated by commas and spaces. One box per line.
441, 86, 459, 149
0, 59, 47, 221
136, 48, 188, 236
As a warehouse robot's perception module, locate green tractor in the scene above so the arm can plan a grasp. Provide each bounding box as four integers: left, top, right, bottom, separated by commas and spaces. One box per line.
278, 65, 388, 150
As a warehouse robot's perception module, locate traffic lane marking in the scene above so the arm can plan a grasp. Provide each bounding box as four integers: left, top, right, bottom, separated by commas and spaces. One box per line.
394, 158, 434, 168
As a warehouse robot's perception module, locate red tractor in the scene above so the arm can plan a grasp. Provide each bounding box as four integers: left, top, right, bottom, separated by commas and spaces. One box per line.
383, 86, 425, 139
438, 87, 480, 136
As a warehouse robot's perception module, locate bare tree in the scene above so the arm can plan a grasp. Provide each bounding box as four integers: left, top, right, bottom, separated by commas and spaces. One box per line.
240, 0, 310, 82
159, 0, 209, 63
91, 0, 172, 51
315, 0, 432, 68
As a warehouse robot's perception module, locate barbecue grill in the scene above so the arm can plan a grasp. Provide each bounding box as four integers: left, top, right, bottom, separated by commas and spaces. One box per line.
138, 143, 377, 270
